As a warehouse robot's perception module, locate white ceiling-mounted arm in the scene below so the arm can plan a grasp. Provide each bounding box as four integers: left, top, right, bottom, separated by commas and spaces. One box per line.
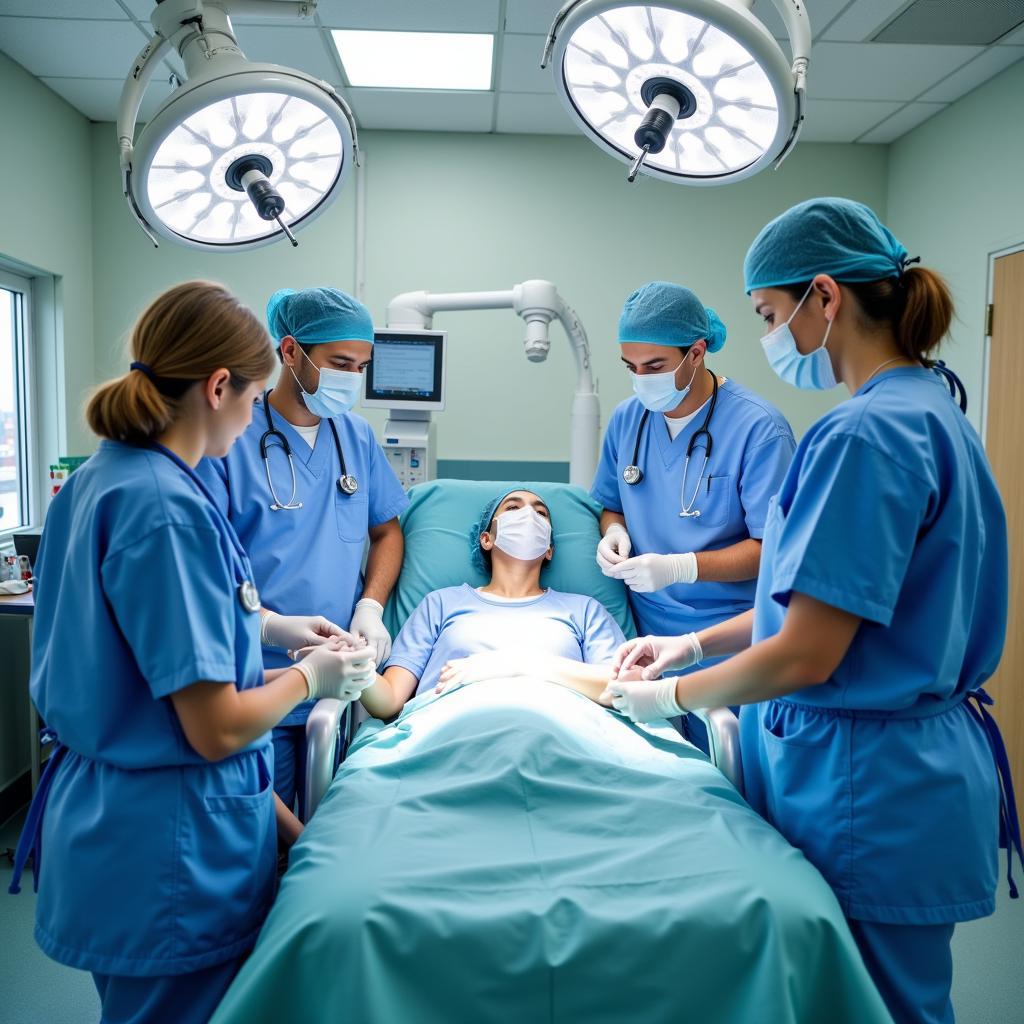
386, 281, 600, 487
770, 0, 811, 168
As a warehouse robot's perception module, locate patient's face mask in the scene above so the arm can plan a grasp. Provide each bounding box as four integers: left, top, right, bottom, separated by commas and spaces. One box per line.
492, 506, 552, 562
291, 346, 362, 417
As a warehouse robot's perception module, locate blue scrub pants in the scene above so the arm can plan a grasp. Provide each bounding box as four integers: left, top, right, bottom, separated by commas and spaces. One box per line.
92, 957, 243, 1024
272, 723, 307, 820
848, 920, 956, 1024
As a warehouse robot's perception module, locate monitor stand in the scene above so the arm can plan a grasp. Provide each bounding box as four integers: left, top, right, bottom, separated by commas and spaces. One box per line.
381, 410, 437, 490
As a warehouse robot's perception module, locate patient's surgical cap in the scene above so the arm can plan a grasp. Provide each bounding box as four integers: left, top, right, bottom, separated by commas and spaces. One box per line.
469, 487, 545, 574
744, 197, 911, 293
266, 287, 375, 346
617, 282, 727, 353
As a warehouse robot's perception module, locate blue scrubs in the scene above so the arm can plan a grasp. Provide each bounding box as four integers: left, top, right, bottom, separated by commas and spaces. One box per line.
387, 584, 625, 694
198, 397, 408, 811
740, 367, 1008, 1022
591, 380, 795, 638
22, 442, 275, 1022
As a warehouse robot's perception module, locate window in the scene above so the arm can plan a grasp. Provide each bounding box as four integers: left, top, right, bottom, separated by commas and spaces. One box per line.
0, 268, 31, 535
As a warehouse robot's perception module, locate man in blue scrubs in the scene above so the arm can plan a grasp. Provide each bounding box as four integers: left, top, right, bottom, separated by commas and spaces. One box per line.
591, 283, 795, 743
199, 287, 408, 817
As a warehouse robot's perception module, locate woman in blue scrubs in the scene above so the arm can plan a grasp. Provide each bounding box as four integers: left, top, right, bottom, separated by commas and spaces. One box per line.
11, 283, 377, 1023
605, 199, 1020, 1024
590, 282, 795, 743
198, 287, 408, 820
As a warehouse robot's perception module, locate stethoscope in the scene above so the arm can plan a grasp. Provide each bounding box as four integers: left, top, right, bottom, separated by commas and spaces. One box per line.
150, 443, 262, 614
622, 369, 719, 519
259, 390, 358, 511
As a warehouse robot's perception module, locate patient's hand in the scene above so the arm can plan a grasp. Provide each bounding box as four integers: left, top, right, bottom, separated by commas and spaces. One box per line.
436, 650, 539, 694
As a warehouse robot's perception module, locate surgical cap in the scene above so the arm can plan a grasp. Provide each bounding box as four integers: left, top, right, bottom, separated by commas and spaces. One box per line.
743, 197, 911, 293
469, 486, 544, 574
617, 282, 727, 353
266, 287, 374, 346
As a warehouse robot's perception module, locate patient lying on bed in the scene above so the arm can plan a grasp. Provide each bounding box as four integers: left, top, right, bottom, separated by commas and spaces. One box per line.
357, 488, 627, 721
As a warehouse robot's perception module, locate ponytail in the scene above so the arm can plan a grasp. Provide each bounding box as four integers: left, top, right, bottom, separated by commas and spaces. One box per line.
86, 370, 177, 445
896, 266, 953, 362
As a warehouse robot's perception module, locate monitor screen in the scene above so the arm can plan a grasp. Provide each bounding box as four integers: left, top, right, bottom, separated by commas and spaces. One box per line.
364, 330, 445, 410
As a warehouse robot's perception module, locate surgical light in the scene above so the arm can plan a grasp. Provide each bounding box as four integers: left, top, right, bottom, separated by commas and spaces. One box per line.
542, 0, 811, 186
117, 0, 358, 250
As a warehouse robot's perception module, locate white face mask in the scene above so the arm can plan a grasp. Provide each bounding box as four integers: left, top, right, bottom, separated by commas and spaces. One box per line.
759, 281, 837, 391
291, 346, 362, 417
492, 506, 552, 562
631, 360, 698, 413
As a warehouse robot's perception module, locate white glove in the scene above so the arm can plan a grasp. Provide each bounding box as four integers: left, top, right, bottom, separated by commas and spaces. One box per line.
599, 677, 686, 723
260, 611, 351, 652
292, 643, 377, 702
607, 552, 698, 593
349, 598, 392, 664
596, 523, 632, 574
611, 633, 703, 681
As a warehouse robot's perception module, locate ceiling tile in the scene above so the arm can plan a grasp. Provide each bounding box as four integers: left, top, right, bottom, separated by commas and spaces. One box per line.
810, 41, 982, 100
751, 0, 851, 41
799, 98, 904, 141
823, 0, 910, 41
495, 91, 576, 134
310, 0, 500, 33
232, 24, 339, 84
40, 74, 173, 122
857, 100, 946, 142
119, 0, 158, 21
996, 21, 1024, 43
348, 88, 494, 131
0, 16, 148, 78
503, 0, 562, 35
498, 33, 551, 94
919, 45, 1024, 101
0, 1, 125, 17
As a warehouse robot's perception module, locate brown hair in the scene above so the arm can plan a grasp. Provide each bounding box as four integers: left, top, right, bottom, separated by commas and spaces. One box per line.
87, 281, 276, 445
782, 266, 954, 364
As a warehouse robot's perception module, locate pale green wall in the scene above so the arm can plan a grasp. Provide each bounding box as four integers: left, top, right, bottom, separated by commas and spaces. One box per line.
887, 59, 1024, 434
0, 51, 94, 458
92, 126, 889, 458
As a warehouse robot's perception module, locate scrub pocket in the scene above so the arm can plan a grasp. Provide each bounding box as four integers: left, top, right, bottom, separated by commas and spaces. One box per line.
336, 490, 369, 542
694, 474, 733, 529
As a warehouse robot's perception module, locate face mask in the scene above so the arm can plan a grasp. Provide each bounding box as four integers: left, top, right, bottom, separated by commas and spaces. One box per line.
492, 506, 552, 562
291, 346, 362, 417
631, 360, 698, 413
760, 282, 837, 390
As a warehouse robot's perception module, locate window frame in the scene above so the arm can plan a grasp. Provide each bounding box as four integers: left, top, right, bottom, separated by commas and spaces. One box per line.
0, 265, 35, 541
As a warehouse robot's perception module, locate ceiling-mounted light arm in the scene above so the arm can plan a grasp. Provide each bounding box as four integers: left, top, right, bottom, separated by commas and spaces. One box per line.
540, 0, 579, 69
769, 0, 810, 168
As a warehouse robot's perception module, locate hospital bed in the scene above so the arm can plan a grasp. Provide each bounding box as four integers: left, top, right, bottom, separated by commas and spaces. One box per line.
209, 481, 891, 1024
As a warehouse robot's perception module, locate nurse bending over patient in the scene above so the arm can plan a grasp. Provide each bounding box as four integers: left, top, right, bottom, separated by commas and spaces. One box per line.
354, 488, 629, 719
11, 282, 378, 1024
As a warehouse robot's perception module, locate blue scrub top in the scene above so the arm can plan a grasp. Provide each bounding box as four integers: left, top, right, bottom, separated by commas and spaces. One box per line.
591, 380, 795, 636
198, 397, 408, 723
742, 367, 1007, 924
387, 584, 625, 695
30, 442, 276, 975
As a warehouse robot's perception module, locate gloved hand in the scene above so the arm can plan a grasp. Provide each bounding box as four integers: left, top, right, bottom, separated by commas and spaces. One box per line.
607, 552, 698, 593
435, 650, 540, 694
260, 611, 352, 653
596, 523, 632, 574
598, 677, 686, 723
349, 598, 392, 664
611, 633, 703, 681
292, 642, 377, 702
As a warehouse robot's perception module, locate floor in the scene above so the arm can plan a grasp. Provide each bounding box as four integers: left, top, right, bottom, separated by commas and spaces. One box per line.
1, 808, 1022, 1024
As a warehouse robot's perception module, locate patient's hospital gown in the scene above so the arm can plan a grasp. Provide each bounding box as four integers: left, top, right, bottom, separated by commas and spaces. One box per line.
386, 584, 624, 694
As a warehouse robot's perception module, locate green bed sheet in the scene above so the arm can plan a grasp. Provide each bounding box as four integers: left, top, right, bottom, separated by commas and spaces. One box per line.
212, 680, 892, 1024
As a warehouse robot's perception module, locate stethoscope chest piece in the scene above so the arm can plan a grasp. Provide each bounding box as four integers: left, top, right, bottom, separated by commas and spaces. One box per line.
622, 464, 644, 486
338, 474, 359, 496
238, 579, 261, 614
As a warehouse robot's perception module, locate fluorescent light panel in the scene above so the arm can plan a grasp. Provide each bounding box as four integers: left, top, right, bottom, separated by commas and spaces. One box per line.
331, 30, 494, 90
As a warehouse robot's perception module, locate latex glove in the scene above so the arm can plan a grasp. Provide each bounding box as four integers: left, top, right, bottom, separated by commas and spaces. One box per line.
596, 523, 632, 575
261, 611, 351, 653
607, 552, 698, 593
598, 677, 686, 723
292, 642, 377, 702
349, 598, 392, 664
611, 633, 703, 681
435, 650, 539, 695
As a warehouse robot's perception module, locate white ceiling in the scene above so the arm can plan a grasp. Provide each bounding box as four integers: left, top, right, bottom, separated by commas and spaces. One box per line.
0, 0, 1022, 144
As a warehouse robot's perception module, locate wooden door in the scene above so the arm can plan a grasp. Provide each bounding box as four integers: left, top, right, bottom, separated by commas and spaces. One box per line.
986, 249, 1024, 825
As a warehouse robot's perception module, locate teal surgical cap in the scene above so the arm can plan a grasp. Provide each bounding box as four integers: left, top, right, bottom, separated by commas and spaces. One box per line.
743, 197, 911, 293
469, 486, 544, 574
266, 287, 374, 346
618, 282, 727, 353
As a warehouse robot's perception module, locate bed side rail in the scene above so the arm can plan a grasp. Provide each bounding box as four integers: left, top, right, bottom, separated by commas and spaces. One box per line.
692, 707, 743, 795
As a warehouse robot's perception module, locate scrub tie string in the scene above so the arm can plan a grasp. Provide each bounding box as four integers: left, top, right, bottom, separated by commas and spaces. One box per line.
964, 688, 1024, 899
931, 361, 967, 415
8, 730, 67, 895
